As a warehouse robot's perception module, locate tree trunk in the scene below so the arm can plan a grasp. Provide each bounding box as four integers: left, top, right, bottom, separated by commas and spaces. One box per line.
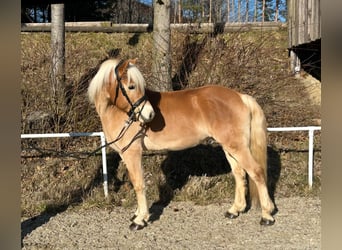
245, 0, 249, 22
231, 0, 235, 21
178, 0, 182, 23
174, 0, 177, 23
238, 0, 241, 22
50, 3, 65, 136
227, 0, 230, 22
209, 0, 212, 23
275, 0, 279, 22
262, 0, 265, 22
201, 0, 205, 22
51, 3, 65, 100
152, 0, 172, 91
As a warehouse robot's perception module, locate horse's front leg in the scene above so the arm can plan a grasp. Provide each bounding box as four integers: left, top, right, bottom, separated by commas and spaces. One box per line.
121, 149, 149, 230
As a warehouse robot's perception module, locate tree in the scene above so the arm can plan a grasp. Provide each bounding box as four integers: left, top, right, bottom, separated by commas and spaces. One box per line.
245, 0, 249, 22
178, 0, 183, 22
152, 0, 172, 91
51, 3, 65, 101
227, 0, 230, 22
50, 3, 67, 135
258, 0, 275, 21
238, 0, 241, 22
274, 0, 280, 21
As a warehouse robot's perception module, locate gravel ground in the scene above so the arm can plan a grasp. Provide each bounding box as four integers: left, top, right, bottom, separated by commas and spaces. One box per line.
21, 196, 320, 249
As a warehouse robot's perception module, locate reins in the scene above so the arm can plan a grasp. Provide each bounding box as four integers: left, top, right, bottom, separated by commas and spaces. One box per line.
88, 118, 135, 156
89, 60, 148, 156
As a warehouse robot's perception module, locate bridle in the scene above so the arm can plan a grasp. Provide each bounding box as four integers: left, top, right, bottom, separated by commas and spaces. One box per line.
113, 60, 147, 122
90, 60, 148, 155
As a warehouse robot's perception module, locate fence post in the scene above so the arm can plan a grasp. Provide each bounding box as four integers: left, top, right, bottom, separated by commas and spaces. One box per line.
308, 127, 315, 188
51, 4, 65, 97
100, 132, 108, 198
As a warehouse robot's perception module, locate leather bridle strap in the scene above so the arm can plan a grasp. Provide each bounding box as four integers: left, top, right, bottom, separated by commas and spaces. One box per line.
114, 60, 147, 121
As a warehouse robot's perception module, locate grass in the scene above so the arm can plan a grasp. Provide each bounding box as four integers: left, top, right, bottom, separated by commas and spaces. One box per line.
21, 29, 321, 218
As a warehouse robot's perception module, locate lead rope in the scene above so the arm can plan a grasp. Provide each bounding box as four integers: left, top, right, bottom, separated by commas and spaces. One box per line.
88, 118, 134, 156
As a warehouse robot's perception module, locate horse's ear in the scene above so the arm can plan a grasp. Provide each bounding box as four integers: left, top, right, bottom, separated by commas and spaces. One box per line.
117, 60, 130, 78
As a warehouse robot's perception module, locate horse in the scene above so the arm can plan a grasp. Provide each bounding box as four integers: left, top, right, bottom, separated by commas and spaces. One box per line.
88, 58, 275, 230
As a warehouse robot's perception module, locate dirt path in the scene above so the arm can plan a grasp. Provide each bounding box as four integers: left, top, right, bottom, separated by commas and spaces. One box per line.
22, 196, 320, 249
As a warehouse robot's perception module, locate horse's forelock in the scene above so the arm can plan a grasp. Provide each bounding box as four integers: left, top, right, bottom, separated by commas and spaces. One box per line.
88, 59, 120, 103
127, 64, 145, 93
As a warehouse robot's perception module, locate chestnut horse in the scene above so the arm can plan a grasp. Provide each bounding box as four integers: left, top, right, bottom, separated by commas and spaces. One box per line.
88, 58, 275, 230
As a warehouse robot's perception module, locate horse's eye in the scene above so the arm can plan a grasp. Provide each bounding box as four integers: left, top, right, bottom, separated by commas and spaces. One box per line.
128, 85, 135, 90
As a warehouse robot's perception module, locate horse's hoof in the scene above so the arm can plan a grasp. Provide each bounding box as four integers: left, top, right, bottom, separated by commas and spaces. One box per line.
224, 211, 239, 219
130, 215, 137, 222
129, 221, 147, 231
260, 218, 275, 226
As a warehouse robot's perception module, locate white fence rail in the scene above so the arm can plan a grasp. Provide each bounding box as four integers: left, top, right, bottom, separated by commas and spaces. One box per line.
21, 126, 321, 198
267, 126, 321, 188
21, 132, 109, 197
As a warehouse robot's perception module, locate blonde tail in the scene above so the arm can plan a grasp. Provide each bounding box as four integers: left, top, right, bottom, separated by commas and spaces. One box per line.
241, 94, 268, 207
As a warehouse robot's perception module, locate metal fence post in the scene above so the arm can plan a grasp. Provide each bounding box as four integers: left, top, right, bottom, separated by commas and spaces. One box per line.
100, 132, 108, 197
308, 127, 315, 188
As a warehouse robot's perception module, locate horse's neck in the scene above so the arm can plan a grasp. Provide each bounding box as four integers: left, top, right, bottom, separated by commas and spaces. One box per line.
94, 92, 126, 118
98, 102, 127, 132
94, 92, 111, 117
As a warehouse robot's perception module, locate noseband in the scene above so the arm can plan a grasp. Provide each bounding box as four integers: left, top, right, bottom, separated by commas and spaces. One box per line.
114, 60, 147, 121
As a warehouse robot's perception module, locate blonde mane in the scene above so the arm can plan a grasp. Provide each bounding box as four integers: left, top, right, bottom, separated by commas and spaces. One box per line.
88, 58, 145, 104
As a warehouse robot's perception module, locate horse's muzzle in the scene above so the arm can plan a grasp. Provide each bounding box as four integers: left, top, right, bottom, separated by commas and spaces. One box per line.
139, 101, 155, 123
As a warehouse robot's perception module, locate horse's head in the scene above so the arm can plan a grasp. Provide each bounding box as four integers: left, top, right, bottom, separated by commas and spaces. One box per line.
106, 58, 155, 123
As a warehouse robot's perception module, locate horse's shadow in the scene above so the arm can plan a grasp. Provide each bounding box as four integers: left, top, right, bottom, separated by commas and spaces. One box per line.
148, 144, 281, 223
21, 152, 121, 247
21, 195, 80, 247
21, 145, 281, 244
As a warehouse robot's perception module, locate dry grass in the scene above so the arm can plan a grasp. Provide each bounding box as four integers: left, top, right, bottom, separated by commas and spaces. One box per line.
21, 29, 321, 218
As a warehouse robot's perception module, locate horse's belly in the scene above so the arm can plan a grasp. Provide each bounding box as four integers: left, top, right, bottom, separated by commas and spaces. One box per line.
142, 132, 206, 151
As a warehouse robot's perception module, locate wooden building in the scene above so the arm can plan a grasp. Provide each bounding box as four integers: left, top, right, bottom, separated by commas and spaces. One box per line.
287, 0, 321, 80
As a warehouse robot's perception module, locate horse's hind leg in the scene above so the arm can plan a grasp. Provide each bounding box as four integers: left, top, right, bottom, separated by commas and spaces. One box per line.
121, 150, 149, 230
231, 148, 275, 224
224, 150, 247, 218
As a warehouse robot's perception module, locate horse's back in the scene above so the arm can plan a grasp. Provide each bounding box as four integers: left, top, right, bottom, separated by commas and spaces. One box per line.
186, 85, 248, 121
146, 85, 247, 127
144, 85, 249, 150
147, 85, 244, 108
